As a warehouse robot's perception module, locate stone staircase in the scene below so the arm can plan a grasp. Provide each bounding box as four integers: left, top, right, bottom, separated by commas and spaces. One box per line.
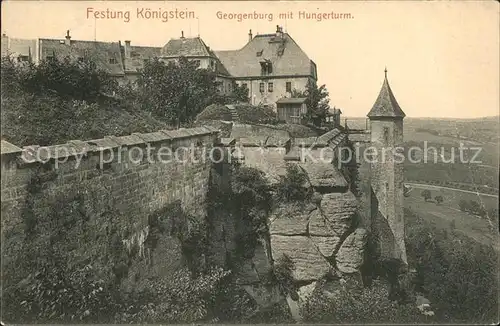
225, 104, 239, 122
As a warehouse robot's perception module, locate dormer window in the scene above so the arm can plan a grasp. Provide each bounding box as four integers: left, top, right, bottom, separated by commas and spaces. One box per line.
260, 60, 272, 76
256, 50, 263, 57
109, 58, 117, 64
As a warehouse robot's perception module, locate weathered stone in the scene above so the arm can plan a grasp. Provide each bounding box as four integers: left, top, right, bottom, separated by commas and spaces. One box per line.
299, 162, 348, 189
308, 209, 335, 236
271, 235, 331, 282
297, 281, 317, 303
336, 228, 368, 274
310, 236, 341, 257
269, 204, 316, 235
320, 192, 358, 237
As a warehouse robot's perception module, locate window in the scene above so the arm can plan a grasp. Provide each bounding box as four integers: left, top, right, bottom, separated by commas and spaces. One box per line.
383, 127, 390, 142
268, 82, 273, 92
210, 60, 215, 69
259, 82, 265, 93
260, 61, 272, 75
256, 50, 263, 57
193, 59, 201, 67
242, 83, 247, 89
109, 57, 117, 64
17, 55, 29, 62
286, 82, 292, 92
77, 57, 84, 62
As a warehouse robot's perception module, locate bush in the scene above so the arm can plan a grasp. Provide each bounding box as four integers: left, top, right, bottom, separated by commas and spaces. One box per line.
195, 104, 233, 122
301, 280, 429, 323
236, 104, 278, 124
275, 164, 313, 203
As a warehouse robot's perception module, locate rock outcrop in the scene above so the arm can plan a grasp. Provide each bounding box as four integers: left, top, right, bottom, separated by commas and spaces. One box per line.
336, 228, 368, 273
269, 190, 364, 283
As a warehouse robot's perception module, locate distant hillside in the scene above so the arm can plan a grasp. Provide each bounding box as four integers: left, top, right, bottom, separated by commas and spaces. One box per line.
345, 116, 499, 191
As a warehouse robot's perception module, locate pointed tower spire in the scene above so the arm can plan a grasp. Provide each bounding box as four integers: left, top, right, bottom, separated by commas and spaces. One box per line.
367, 69, 406, 119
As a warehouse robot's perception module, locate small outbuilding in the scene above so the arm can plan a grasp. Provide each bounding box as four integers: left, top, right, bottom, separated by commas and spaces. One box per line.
276, 97, 307, 124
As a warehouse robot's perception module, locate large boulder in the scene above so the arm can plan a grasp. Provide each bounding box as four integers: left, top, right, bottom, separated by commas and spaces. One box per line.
320, 192, 358, 238
336, 228, 368, 274
269, 203, 316, 235
308, 208, 342, 257
271, 235, 331, 282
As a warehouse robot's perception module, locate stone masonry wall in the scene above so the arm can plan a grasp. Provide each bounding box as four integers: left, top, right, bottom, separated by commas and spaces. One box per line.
1, 127, 219, 281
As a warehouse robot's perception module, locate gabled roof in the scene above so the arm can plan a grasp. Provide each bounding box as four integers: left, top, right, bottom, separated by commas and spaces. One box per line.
123, 45, 161, 73
161, 37, 213, 57
39, 38, 125, 76
367, 71, 406, 119
214, 33, 315, 78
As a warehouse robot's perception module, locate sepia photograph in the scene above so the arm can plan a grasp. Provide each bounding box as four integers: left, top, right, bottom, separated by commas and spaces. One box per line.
1, 0, 499, 324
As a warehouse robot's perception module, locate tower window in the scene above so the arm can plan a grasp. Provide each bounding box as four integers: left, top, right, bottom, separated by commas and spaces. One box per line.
259, 82, 265, 93
383, 127, 390, 142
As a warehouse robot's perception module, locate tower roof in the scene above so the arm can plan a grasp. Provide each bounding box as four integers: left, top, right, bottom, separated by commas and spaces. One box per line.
367, 69, 406, 119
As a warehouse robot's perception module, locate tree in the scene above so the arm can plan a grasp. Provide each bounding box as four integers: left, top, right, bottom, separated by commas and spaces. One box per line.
435, 195, 444, 205
291, 79, 330, 127
135, 57, 220, 127
223, 82, 249, 104
421, 190, 432, 202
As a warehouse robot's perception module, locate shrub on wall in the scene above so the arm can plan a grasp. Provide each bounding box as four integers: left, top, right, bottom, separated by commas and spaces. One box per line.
275, 164, 313, 203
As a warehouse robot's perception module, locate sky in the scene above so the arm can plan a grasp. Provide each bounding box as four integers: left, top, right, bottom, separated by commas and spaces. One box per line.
1, 0, 499, 118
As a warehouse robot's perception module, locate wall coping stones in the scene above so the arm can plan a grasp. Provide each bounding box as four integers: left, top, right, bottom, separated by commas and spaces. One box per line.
240, 136, 269, 147
317, 128, 341, 144
1, 126, 221, 162
116, 134, 145, 147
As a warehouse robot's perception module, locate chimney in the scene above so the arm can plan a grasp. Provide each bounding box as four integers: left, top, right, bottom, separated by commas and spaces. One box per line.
65, 30, 71, 46
248, 29, 253, 42
124, 40, 131, 59
276, 25, 283, 38
181, 31, 185, 39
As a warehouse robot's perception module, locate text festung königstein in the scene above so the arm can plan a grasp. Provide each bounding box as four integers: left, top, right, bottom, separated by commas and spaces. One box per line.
86, 7, 196, 23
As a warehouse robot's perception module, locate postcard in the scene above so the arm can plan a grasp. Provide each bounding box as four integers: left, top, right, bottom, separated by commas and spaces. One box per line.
1, 1, 498, 324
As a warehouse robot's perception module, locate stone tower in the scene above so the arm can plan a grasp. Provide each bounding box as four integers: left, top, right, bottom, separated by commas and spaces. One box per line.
367, 69, 407, 265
